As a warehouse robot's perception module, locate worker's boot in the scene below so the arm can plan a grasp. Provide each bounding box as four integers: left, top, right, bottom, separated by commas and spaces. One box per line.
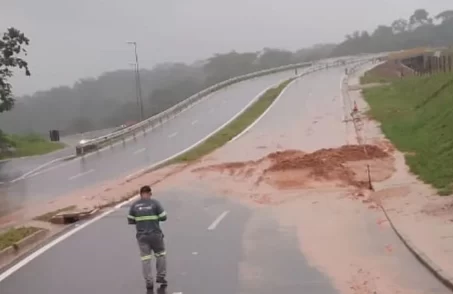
156, 277, 168, 287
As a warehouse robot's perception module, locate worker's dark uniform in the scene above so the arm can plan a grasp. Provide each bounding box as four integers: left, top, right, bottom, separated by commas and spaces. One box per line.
128, 198, 167, 286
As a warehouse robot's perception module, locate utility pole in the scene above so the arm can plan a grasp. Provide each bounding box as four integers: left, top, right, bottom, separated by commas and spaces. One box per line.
127, 41, 144, 121
129, 62, 141, 121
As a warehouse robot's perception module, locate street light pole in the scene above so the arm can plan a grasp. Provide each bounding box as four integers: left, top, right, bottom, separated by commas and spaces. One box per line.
129, 62, 141, 120
127, 41, 144, 121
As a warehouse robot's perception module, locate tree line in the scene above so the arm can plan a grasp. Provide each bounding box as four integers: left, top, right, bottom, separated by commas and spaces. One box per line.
1, 8, 452, 137
331, 9, 453, 56
0, 46, 336, 136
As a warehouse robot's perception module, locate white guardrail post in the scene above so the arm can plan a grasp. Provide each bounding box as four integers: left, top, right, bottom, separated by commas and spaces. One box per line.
75, 57, 374, 155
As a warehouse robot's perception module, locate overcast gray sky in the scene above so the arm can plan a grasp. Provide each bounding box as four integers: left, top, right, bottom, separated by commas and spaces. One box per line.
1, 0, 450, 95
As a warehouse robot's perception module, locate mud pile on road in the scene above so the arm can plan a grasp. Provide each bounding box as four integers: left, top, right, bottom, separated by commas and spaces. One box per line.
262, 145, 388, 189
193, 145, 390, 190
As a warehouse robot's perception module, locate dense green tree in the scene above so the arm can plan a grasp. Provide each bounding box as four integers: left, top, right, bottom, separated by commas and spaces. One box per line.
331, 8, 453, 56
0, 28, 30, 113
435, 10, 453, 23
392, 19, 408, 33
409, 9, 431, 27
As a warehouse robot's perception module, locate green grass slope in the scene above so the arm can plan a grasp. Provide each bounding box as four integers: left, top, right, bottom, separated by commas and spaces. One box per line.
363, 73, 453, 195
0, 133, 65, 160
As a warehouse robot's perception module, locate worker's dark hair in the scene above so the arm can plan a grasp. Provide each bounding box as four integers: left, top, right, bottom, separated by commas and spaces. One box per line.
140, 185, 152, 194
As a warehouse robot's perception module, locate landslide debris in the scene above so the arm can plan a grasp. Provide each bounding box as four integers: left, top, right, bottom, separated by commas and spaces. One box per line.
193, 145, 390, 189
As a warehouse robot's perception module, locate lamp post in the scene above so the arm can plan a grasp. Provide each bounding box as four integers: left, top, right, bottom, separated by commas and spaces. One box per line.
129, 62, 141, 120
127, 41, 144, 121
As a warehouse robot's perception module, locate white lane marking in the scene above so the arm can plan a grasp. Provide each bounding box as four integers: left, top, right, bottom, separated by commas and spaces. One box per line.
124, 73, 292, 182
76, 67, 287, 161
9, 155, 74, 183
114, 193, 138, 209
23, 161, 69, 180
133, 148, 146, 155
0, 67, 322, 282
8, 68, 312, 182
208, 210, 230, 230
229, 76, 300, 143
68, 169, 94, 181
0, 208, 116, 283
168, 132, 178, 138
173, 292, 183, 294
191, 120, 198, 125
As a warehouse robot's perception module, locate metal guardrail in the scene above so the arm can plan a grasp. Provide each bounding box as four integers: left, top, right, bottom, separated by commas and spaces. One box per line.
76, 57, 371, 155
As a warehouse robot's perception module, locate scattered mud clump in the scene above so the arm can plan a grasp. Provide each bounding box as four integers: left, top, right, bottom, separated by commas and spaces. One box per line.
421, 202, 453, 217
194, 144, 392, 190
192, 160, 258, 177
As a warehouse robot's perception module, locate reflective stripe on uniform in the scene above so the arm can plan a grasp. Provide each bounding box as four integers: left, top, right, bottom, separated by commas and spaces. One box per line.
155, 251, 166, 257
141, 254, 153, 261
135, 215, 159, 221
127, 215, 135, 219
158, 211, 167, 218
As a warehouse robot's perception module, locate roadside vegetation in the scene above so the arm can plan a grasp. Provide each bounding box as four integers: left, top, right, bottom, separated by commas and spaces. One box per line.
33, 205, 77, 222
360, 71, 396, 84
363, 72, 453, 195
171, 78, 294, 163
0, 226, 40, 251
0, 132, 65, 160
2, 8, 452, 138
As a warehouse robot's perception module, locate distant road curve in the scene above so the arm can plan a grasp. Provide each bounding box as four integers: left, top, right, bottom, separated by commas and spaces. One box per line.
0, 127, 117, 184
0, 68, 301, 217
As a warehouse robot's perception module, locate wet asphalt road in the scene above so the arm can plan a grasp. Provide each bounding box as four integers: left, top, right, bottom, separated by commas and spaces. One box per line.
230, 65, 453, 293
59, 127, 119, 147
0, 148, 73, 183
0, 189, 337, 294
1, 63, 449, 294
0, 67, 343, 294
0, 127, 116, 183
0, 69, 299, 217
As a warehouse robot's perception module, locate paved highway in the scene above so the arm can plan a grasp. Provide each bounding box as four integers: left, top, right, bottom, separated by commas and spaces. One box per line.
0, 65, 370, 294
0, 67, 343, 294
60, 127, 118, 147
2, 64, 448, 294
223, 65, 452, 293
0, 69, 301, 217
0, 188, 337, 293
0, 127, 116, 184
0, 148, 73, 183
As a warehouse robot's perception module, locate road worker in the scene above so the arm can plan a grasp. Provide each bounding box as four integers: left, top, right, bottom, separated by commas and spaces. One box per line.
128, 185, 168, 290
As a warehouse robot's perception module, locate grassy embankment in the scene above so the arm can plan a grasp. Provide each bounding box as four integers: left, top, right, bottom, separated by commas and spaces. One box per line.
0, 227, 40, 251
0, 133, 65, 160
363, 72, 453, 195
360, 72, 397, 84
170, 78, 294, 163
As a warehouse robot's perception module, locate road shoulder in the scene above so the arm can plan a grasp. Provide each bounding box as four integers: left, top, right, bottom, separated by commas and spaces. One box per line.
348, 64, 453, 290
155, 66, 451, 293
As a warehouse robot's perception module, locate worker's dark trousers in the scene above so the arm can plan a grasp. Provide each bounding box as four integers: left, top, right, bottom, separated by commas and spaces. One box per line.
137, 233, 166, 285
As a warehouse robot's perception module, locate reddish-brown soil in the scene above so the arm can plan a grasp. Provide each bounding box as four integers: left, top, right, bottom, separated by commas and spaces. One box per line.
193, 144, 390, 190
